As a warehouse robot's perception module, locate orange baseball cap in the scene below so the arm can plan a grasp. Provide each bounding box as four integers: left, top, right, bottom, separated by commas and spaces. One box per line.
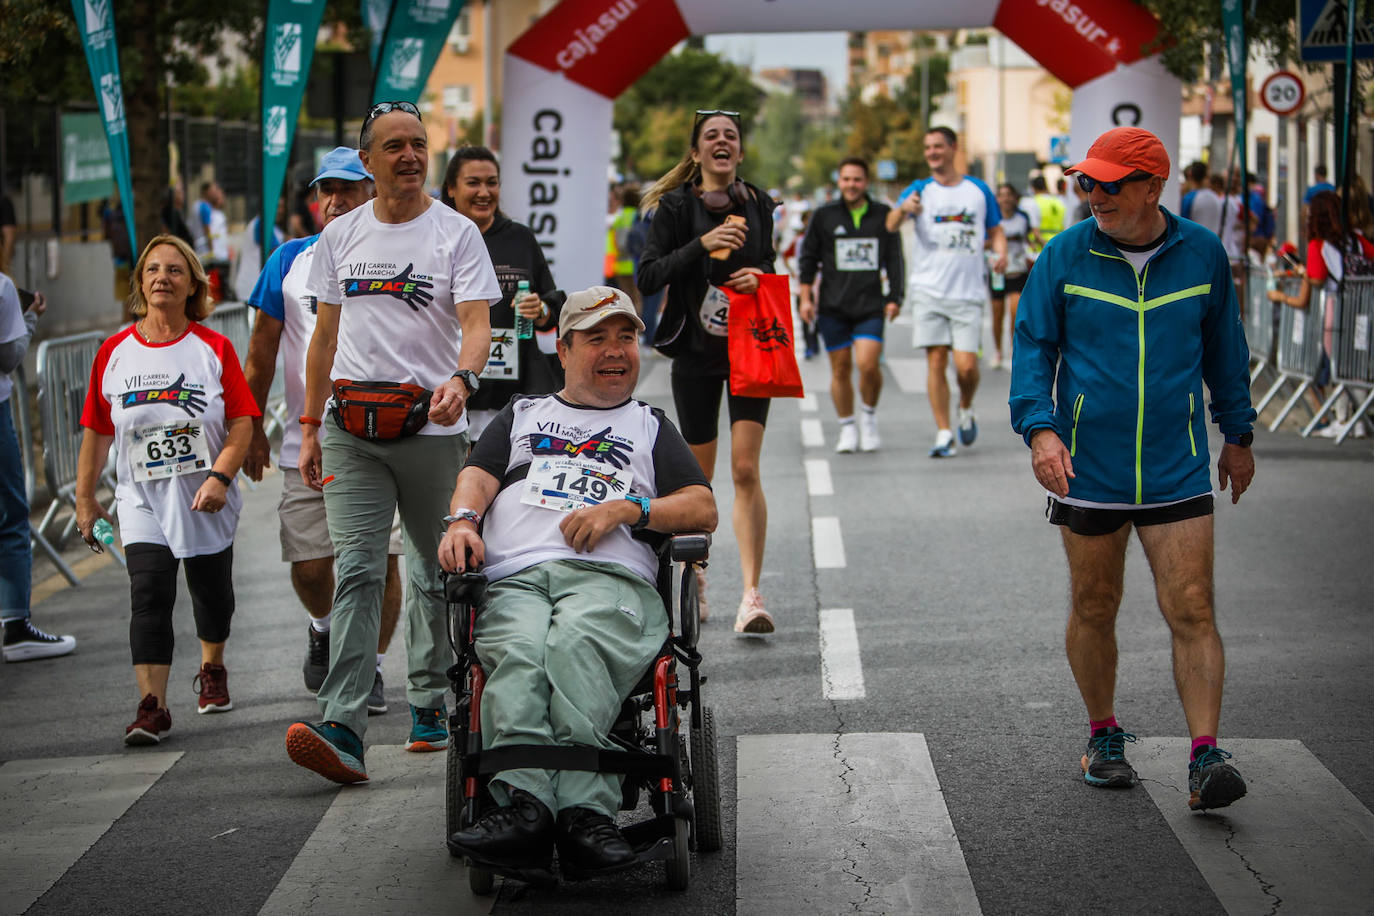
1065, 127, 1171, 183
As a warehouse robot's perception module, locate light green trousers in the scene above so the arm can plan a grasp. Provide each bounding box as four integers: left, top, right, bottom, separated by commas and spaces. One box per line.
476, 559, 668, 817
317, 430, 467, 738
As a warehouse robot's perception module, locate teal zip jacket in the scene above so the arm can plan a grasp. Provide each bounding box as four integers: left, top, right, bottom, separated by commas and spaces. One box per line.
1009, 208, 1256, 505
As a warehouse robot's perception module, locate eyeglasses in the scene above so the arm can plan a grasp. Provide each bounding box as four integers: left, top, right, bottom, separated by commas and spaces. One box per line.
1076, 172, 1153, 195
693, 109, 741, 133
362, 100, 422, 130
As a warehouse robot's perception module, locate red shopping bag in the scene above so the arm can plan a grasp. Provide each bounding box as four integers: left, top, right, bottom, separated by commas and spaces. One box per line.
726, 273, 804, 399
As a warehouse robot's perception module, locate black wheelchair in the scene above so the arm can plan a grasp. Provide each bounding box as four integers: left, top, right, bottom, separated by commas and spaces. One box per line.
442, 533, 722, 892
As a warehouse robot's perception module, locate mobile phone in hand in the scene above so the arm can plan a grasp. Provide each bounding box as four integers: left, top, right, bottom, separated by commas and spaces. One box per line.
710, 214, 747, 261
17, 288, 35, 311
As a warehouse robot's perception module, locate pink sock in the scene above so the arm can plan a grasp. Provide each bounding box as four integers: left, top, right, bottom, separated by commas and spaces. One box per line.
1191, 735, 1215, 759
1090, 716, 1119, 734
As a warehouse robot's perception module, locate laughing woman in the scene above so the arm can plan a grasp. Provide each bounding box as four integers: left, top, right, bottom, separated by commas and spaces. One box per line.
636, 109, 778, 635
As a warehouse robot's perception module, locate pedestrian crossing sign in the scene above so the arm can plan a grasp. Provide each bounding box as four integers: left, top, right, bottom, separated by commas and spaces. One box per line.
1300, 0, 1374, 61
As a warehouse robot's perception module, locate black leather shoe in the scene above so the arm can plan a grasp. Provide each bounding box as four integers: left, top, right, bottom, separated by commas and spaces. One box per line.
447, 789, 555, 869
556, 806, 637, 877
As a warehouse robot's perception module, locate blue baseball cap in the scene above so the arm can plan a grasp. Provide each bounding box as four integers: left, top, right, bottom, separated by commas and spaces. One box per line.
311, 147, 371, 186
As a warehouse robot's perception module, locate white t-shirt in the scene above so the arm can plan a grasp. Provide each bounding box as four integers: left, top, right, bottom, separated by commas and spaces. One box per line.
81, 324, 260, 557
246, 236, 320, 468
1186, 189, 1224, 241
0, 274, 27, 404
1217, 194, 1248, 261
999, 210, 1033, 277
195, 200, 230, 261
306, 200, 501, 436
466, 394, 709, 585
898, 176, 1001, 302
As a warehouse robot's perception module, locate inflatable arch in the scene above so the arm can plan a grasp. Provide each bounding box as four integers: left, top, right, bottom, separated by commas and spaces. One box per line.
500, 0, 1180, 290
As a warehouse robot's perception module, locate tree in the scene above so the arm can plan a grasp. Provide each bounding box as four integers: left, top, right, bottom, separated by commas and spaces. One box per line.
612, 47, 761, 181
0, 0, 363, 250
747, 92, 806, 191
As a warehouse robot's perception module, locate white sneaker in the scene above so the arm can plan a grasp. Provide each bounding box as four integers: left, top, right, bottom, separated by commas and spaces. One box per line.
929, 429, 957, 458
858, 412, 881, 452
835, 422, 859, 454
987, 352, 1003, 370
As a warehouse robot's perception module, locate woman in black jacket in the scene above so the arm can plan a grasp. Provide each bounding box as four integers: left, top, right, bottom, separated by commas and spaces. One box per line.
637, 110, 777, 635
442, 146, 565, 439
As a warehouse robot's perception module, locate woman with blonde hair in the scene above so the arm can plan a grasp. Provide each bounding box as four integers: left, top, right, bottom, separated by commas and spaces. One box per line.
75, 234, 258, 744
637, 109, 778, 634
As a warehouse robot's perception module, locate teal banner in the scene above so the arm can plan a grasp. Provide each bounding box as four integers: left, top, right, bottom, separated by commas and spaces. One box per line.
261, 0, 329, 255
61, 112, 114, 205
371, 0, 466, 105
70, 0, 136, 253
364, 0, 396, 68
1222, 0, 1247, 207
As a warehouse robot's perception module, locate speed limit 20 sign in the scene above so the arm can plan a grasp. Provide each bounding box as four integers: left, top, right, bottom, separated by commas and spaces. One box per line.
1261, 71, 1306, 116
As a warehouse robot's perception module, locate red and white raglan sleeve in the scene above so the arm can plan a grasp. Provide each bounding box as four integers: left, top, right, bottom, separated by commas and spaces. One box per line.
79, 336, 119, 435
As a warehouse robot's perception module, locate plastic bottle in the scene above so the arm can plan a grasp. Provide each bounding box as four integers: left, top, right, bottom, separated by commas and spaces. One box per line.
93, 518, 115, 545
515, 280, 534, 340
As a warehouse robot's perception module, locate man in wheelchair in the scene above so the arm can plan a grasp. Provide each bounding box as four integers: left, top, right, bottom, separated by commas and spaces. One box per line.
437, 286, 717, 878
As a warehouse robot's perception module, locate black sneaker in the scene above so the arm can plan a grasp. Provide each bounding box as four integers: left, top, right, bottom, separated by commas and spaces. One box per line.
447, 788, 555, 870
2, 618, 77, 662
1189, 746, 1247, 811
1080, 727, 1137, 788
303, 625, 329, 694
556, 807, 637, 878
366, 668, 387, 715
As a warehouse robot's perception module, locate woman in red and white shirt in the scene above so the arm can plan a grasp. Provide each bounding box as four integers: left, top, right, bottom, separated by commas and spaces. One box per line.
76, 235, 258, 745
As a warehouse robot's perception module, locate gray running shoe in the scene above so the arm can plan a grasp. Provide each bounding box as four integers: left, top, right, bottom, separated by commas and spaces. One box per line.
366, 668, 387, 715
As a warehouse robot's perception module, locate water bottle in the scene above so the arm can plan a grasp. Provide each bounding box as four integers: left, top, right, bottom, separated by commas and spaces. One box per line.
515, 280, 534, 340
991, 269, 1005, 293
93, 518, 115, 545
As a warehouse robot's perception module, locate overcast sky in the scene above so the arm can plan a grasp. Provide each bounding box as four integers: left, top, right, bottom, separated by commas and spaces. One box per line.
704, 32, 850, 100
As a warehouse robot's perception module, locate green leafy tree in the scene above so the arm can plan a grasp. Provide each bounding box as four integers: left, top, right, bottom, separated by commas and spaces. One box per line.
613, 47, 761, 181
0, 0, 362, 248
747, 92, 806, 191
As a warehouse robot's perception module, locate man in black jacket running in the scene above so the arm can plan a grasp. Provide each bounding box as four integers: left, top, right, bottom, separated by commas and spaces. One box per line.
798, 158, 904, 452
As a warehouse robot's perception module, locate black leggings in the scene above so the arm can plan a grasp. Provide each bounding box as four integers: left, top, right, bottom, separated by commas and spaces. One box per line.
670, 373, 770, 445
126, 542, 235, 665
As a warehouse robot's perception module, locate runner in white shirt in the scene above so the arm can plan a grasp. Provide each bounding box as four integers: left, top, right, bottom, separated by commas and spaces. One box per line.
286, 101, 500, 785
242, 147, 404, 711
887, 127, 1006, 457
75, 235, 258, 745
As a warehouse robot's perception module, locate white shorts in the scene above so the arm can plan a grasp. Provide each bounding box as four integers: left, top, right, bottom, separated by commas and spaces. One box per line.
910, 291, 983, 353
278, 467, 404, 563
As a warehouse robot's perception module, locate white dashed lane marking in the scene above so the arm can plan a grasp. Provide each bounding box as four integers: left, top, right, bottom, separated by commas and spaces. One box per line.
811, 516, 845, 569
818, 608, 865, 699
804, 459, 833, 496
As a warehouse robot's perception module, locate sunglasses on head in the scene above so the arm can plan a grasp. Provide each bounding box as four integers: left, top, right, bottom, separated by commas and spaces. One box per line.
363, 100, 422, 127
1076, 172, 1153, 195
693, 108, 740, 134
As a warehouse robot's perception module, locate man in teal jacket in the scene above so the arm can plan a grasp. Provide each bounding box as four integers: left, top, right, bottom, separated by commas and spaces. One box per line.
1010, 127, 1256, 812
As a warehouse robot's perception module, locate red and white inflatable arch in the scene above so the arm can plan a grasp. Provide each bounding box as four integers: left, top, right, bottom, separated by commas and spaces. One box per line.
501, 0, 1178, 289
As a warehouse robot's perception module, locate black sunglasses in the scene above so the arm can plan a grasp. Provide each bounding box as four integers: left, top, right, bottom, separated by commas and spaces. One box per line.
1076, 172, 1153, 195
363, 100, 422, 127
693, 109, 740, 134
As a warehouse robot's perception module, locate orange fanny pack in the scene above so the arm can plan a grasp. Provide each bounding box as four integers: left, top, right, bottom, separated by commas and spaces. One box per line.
330, 379, 432, 441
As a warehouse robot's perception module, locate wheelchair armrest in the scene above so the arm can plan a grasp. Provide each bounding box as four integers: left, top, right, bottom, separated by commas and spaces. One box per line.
442, 570, 489, 606
669, 533, 711, 563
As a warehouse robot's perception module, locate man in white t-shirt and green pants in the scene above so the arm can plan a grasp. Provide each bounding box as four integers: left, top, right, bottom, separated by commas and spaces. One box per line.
285, 102, 501, 784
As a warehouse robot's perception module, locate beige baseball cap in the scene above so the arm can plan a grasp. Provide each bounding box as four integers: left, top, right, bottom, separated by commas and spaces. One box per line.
558, 285, 645, 337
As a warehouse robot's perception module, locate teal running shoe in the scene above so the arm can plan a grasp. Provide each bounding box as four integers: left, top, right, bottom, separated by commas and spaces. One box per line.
1188, 746, 1246, 810
1081, 727, 1137, 788
405, 704, 449, 752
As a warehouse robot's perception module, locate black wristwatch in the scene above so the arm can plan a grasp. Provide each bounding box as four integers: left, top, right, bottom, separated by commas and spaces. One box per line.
207, 470, 233, 486
1224, 431, 1254, 448
452, 369, 480, 394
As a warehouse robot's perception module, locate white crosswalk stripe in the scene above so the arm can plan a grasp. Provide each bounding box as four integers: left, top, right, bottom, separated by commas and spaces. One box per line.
0, 752, 183, 916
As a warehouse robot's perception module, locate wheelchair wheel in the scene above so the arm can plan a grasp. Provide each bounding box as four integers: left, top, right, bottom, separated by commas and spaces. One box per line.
689, 706, 723, 853
665, 816, 691, 890
469, 864, 495, 896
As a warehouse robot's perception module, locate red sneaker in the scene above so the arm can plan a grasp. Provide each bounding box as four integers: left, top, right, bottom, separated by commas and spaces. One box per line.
193, 662, 233, 713
125, 694, 172, 745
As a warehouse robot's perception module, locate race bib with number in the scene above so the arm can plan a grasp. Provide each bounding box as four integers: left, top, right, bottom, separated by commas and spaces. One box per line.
480, 328, 520, 380
836, 237, 879, 271
127, 419, 212, 483
699, 283, 731, 337
520, 456, 635, 513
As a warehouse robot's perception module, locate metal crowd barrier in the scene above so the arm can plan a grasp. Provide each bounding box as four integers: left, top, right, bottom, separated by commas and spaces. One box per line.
1254, 277, 1326, 433
34, 331, 125, 584
1243, 265, 1277, 384
9, 365, 35, 505
202, 301, 252, 360
1306, 277, 1374, 444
